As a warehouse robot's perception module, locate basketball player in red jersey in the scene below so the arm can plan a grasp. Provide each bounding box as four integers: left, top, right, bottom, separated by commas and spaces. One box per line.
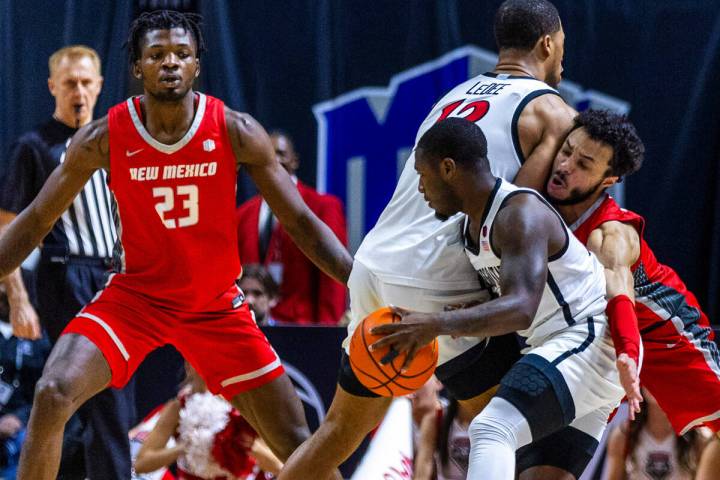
525, 109, 720, 479
0, 11, 351, 480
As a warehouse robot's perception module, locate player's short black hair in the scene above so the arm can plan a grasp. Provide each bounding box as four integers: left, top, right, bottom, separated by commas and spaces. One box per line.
126, 10, 206, 66
417, 118, 489, 171
239, 264, 279, 299
573, 109, 645, 179
494, 0, 561, 51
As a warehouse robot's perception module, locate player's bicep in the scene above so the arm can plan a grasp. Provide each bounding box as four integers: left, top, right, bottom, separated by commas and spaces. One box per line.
28, 147, 98, 228
514, 96, 576, 190
587, 223, 639, 299
494, 203, 551, 304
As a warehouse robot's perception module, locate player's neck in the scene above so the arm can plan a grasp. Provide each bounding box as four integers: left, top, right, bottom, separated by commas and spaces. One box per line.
554, 194, 604, 226
140, 91, 197, 144
463, 175, 498, 222
494, 53, 543, 81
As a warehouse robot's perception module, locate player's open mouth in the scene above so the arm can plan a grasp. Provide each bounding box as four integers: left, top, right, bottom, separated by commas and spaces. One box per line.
550, 174, 565, 189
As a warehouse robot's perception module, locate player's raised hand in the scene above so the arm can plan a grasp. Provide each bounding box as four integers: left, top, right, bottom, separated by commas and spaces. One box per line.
369, 306, 440, 371
616, 353, 643, 420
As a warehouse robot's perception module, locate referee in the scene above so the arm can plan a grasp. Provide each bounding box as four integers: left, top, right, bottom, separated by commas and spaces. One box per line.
0, 46, 135, 480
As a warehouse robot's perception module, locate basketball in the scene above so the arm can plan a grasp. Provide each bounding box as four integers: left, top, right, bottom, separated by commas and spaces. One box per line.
349, 307, 439, 397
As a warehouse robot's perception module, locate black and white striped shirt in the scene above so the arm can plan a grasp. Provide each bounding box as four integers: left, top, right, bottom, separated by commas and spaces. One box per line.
0, 118, 116, 259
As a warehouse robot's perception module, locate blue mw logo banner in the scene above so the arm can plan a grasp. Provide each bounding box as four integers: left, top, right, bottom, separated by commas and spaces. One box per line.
314, 46, 630, 252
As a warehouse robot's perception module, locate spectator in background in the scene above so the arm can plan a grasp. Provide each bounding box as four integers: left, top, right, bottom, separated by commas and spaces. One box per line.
238, 264, 279, 326
236, 131, 347, 325
134, 363, 282, 480
603, 388, 710, 480
411, 377, 473, 480
0, 45, 136, 479
0, 286, 50, 479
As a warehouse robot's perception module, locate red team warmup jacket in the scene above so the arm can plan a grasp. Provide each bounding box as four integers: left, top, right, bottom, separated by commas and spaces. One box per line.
573, 194, 720, 434
236, 181, 347, 325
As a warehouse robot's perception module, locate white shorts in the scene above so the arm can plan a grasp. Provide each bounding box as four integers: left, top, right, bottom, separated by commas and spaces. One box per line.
344, 259, 491, 365
499, 317, 624, 442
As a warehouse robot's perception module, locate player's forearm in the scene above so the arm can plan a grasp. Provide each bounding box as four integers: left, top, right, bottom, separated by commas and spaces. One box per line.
439, 295, 535, 338
284, 212, 353, 284
0, 223, 30, 301
0, 209, 52, 280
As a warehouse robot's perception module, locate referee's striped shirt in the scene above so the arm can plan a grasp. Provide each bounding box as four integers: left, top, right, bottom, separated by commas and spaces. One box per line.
59, 139, 117, 258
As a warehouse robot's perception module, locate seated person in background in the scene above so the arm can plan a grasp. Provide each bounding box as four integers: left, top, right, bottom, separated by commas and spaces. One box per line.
236, 130, 347, 325
238, 264, 279, 326
135, 363, 282, 480
696, 436, 720, 480
603, 388, 710, 480
0, 286, 50, 479
412, 377, 473, 480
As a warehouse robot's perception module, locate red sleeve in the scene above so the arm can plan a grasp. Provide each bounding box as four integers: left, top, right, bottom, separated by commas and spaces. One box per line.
606, 295, 641, 365
315, 194, 348, 324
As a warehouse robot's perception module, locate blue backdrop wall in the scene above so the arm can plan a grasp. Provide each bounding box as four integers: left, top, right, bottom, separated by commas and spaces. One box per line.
1, 0, 719, 322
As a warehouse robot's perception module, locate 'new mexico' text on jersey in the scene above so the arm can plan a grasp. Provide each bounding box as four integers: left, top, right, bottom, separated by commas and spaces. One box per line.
355, 73, 559, 290
107, 93, 241, 311
463, 179, 607, 347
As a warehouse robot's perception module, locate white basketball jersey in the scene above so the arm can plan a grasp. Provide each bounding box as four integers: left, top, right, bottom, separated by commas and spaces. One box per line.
355, 73, 559, 290
463, 179, 607, 347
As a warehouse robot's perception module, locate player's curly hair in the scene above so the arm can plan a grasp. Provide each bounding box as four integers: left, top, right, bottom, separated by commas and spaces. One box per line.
573, 109, 645, 180
126, 10, 206, 66
494, 0, 561, 51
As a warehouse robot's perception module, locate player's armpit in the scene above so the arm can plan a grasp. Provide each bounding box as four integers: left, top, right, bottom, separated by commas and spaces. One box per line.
0, 120, 106, 280
514, 94, 576, 190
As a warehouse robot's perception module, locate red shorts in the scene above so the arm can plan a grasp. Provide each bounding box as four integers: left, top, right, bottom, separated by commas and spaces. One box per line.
638, 313, 720, 434
62, 280, 284, 400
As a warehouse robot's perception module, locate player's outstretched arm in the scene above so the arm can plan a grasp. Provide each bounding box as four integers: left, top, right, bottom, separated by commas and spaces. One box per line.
371, 195, 559, 364
0, 118, 108, 280
587, 221, 643, 418
513, 94, 576, 190
225, 108, 353, 284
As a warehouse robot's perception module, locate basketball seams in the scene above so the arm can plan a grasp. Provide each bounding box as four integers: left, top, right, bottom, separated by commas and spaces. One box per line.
350, 308, 438, 396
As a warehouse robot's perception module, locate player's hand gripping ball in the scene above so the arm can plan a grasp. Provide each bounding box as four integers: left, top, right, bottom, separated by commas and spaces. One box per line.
349, 307, 438, 397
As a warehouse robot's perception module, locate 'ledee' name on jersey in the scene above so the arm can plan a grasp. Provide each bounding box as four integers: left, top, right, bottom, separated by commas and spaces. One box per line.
129, 162, 218, 182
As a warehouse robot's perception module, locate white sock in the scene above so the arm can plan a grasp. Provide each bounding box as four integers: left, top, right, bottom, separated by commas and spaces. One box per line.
467, 397, 533, 480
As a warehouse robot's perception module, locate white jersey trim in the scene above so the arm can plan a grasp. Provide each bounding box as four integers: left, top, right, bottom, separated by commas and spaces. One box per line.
127, 93, 207, 155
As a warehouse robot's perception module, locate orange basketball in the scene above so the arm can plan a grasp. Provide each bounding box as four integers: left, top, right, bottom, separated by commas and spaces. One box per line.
349, 307, 439, 397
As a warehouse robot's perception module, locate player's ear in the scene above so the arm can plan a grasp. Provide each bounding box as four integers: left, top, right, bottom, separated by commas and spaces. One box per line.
48, 77, 56, 97
601, 175, 619, 189
440, 157, 457, 179
194, 58, 200, 78
132, 61, 142, 80
536, 34, 552, 60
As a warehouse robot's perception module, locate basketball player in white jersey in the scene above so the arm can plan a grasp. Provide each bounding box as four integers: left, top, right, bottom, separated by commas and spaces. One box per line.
279, 2, 576, 479
371, 118, 623, 479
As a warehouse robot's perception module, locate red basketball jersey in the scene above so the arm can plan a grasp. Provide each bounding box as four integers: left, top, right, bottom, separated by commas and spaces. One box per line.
107, 93, 241, 311
572, 194, 712, 334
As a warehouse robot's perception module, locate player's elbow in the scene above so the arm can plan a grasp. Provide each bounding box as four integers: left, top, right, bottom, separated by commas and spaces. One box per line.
510, 295, 538, 330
